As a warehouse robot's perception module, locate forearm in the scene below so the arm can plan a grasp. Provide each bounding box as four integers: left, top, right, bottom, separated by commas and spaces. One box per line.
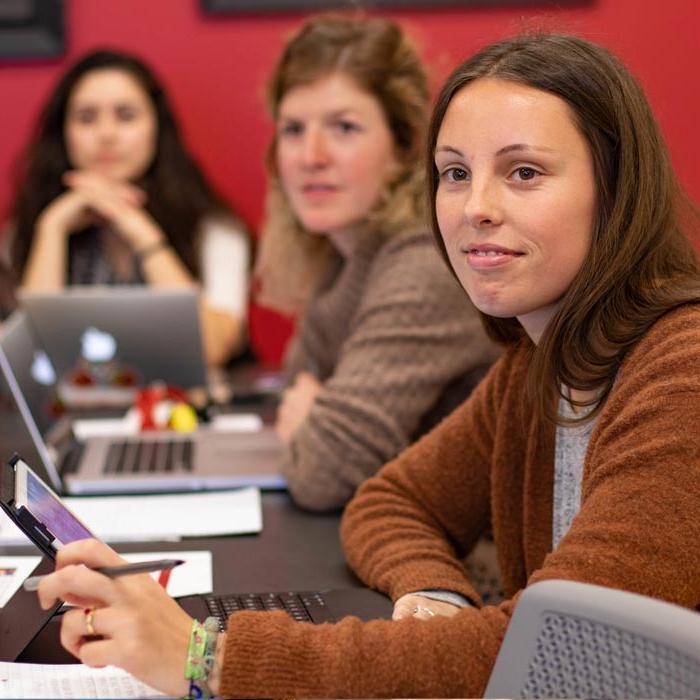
340, 373, 502, 600
138, 239, 195, 288
199, 303, 245, 367
219, 606, 505, 698
21, 222, 67, 290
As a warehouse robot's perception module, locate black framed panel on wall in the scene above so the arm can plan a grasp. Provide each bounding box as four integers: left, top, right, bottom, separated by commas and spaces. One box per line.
202, 0, 588, 12
0, 0, 64, 60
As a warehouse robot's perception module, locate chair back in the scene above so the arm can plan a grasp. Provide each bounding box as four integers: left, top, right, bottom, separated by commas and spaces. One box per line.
484, 579, 700, 699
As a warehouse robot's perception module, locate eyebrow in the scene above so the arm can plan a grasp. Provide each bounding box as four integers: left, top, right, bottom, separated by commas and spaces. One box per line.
434, 143, 557, 157
279, 107, 360, 121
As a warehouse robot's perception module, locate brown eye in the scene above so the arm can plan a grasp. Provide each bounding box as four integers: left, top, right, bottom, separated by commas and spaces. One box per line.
115, 106, 137, 122
517, 167, 537, 180
279, 120, 303, 137
72, 108, 97, 125
448, 167, 468, 182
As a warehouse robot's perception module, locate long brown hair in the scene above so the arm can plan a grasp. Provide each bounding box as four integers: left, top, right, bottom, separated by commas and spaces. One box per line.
255, 14, 429, 314
11, 49, 237, 278
427, 33, 700, 425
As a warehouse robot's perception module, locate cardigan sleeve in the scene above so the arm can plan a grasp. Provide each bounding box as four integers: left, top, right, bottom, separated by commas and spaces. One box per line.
338, 349, 519, 604
218, 308, 700, 699
280, 233, 498, 511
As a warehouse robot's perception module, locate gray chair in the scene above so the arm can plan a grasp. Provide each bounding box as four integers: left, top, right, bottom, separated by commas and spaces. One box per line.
484, 579, 700, 699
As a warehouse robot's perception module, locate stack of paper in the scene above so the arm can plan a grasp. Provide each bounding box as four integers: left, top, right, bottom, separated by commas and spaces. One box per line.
0, 662, 166, 698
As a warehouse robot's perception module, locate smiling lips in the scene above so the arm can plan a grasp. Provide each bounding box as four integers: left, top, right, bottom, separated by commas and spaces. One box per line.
462, 243, 524, 269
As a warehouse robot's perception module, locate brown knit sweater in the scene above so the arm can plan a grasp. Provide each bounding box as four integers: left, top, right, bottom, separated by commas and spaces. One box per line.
219, 303, 700, 698
281, 227, 498, 510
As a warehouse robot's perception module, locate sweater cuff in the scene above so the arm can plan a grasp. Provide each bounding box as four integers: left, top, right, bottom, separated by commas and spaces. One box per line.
411, 589, 474, 608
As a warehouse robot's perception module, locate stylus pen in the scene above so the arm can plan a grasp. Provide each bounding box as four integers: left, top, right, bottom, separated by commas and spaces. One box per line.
23, 558, 185, 592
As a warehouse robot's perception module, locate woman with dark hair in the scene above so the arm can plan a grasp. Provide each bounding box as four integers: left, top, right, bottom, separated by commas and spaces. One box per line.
36, 32, 700, 699
7, 50, 249, 366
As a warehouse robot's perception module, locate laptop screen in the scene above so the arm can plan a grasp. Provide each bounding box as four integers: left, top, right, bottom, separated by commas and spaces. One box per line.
0, 353, 46, 477
0, 312, 58, 436
0, 312, 63, 491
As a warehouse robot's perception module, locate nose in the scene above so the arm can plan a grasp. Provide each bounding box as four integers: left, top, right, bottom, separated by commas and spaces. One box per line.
95, 113, 119, 143
463, 176, 503, 229
300, 127, 330, 169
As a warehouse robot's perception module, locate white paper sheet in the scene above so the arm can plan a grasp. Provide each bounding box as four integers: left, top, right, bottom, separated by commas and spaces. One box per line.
210, 413, 263, 432
0, 488, 262, 544
0, 509, 33, 547
0, 556, 42, 607
122, 550, 212, 597
71, 415, 138, 440
0, 662, 166, 698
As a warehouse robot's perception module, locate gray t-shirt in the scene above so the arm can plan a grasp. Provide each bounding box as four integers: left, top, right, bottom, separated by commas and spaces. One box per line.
552, 395, 597, 548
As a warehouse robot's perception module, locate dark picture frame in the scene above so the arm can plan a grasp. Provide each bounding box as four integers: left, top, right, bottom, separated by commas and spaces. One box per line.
0, 0, 65, 61
202, 0, 587, 12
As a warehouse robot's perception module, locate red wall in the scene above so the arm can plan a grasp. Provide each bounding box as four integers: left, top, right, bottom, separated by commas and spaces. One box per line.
1, 0, 699, 364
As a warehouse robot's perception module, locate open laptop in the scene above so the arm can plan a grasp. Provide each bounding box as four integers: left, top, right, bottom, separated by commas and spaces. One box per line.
0, 456, 392, 662
19, 287, 206, 389
0, 311, 286, 494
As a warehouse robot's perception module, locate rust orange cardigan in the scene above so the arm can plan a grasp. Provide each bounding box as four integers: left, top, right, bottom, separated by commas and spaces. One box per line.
220, 303, 700, 698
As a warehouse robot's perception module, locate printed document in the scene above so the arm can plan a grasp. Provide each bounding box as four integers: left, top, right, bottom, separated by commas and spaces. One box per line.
0, 662, 166, 698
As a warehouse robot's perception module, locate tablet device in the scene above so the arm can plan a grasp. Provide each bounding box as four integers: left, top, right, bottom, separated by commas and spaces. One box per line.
0, 454, 94, 560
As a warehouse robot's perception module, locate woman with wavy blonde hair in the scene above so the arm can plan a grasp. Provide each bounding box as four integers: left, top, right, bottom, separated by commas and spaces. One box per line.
255, 14, 496, 510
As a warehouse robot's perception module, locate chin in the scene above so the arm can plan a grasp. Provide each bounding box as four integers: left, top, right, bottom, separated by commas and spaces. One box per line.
465, 290, 519, 319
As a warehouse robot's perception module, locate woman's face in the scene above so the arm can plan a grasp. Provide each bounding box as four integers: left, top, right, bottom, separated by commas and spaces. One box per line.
275, 73, 399, 241
64, 68, 158, 182
434, 78, 597, 343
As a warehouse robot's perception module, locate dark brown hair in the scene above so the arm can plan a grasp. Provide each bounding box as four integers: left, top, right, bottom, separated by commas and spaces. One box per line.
427, 33, 700, 425
11, 49, 237, 277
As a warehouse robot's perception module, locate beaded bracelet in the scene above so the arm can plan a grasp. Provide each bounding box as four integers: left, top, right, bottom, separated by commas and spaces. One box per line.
184, 617, 220, 699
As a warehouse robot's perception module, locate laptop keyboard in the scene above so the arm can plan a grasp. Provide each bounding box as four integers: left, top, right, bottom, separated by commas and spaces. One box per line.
60, 441, 85, 475
103, 439, 193, 474
204, 591, 333, 628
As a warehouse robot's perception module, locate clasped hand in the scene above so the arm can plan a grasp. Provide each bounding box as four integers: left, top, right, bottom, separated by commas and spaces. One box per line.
38, 170, 163, 250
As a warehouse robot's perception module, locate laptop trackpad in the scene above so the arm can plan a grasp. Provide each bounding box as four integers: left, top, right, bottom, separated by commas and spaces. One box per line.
195, 431, 284, 473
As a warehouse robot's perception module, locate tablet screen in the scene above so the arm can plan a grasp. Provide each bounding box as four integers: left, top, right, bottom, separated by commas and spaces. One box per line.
18, 462, 93, 547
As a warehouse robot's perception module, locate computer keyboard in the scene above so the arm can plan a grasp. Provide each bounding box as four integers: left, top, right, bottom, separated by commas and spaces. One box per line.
204, 591, 334, 628
103, 438, 193, 474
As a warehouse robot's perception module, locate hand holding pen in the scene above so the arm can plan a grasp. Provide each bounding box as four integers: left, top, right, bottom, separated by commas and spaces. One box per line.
24, 558, 184, 591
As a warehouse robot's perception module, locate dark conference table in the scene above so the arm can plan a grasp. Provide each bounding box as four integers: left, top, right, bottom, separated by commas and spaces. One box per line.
2, 491, 360, 663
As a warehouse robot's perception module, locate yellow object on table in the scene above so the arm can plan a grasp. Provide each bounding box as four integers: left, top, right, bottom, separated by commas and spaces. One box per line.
169, 402, 198, 432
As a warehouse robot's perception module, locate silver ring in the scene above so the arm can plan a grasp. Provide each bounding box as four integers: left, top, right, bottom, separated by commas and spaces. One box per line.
412, 604, 436, 617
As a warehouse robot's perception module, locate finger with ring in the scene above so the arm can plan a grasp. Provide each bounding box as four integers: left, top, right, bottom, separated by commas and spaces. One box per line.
84, 607, 97, 636
412, 604, 436, 617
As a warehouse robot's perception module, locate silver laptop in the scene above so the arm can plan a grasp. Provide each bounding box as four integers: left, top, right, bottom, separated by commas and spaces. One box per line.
19, 287, 206, 389
0, 311, 286, 495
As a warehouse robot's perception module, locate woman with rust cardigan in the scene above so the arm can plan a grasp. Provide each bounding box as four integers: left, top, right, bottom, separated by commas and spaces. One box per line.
36, 33, 700, 699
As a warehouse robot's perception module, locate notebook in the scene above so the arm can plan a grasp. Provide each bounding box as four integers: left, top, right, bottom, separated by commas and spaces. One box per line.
19, 287, 206, 389
0, 311, 286, 494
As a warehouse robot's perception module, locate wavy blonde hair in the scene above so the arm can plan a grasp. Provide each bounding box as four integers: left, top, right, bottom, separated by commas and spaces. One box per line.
254, 14, 430, 315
